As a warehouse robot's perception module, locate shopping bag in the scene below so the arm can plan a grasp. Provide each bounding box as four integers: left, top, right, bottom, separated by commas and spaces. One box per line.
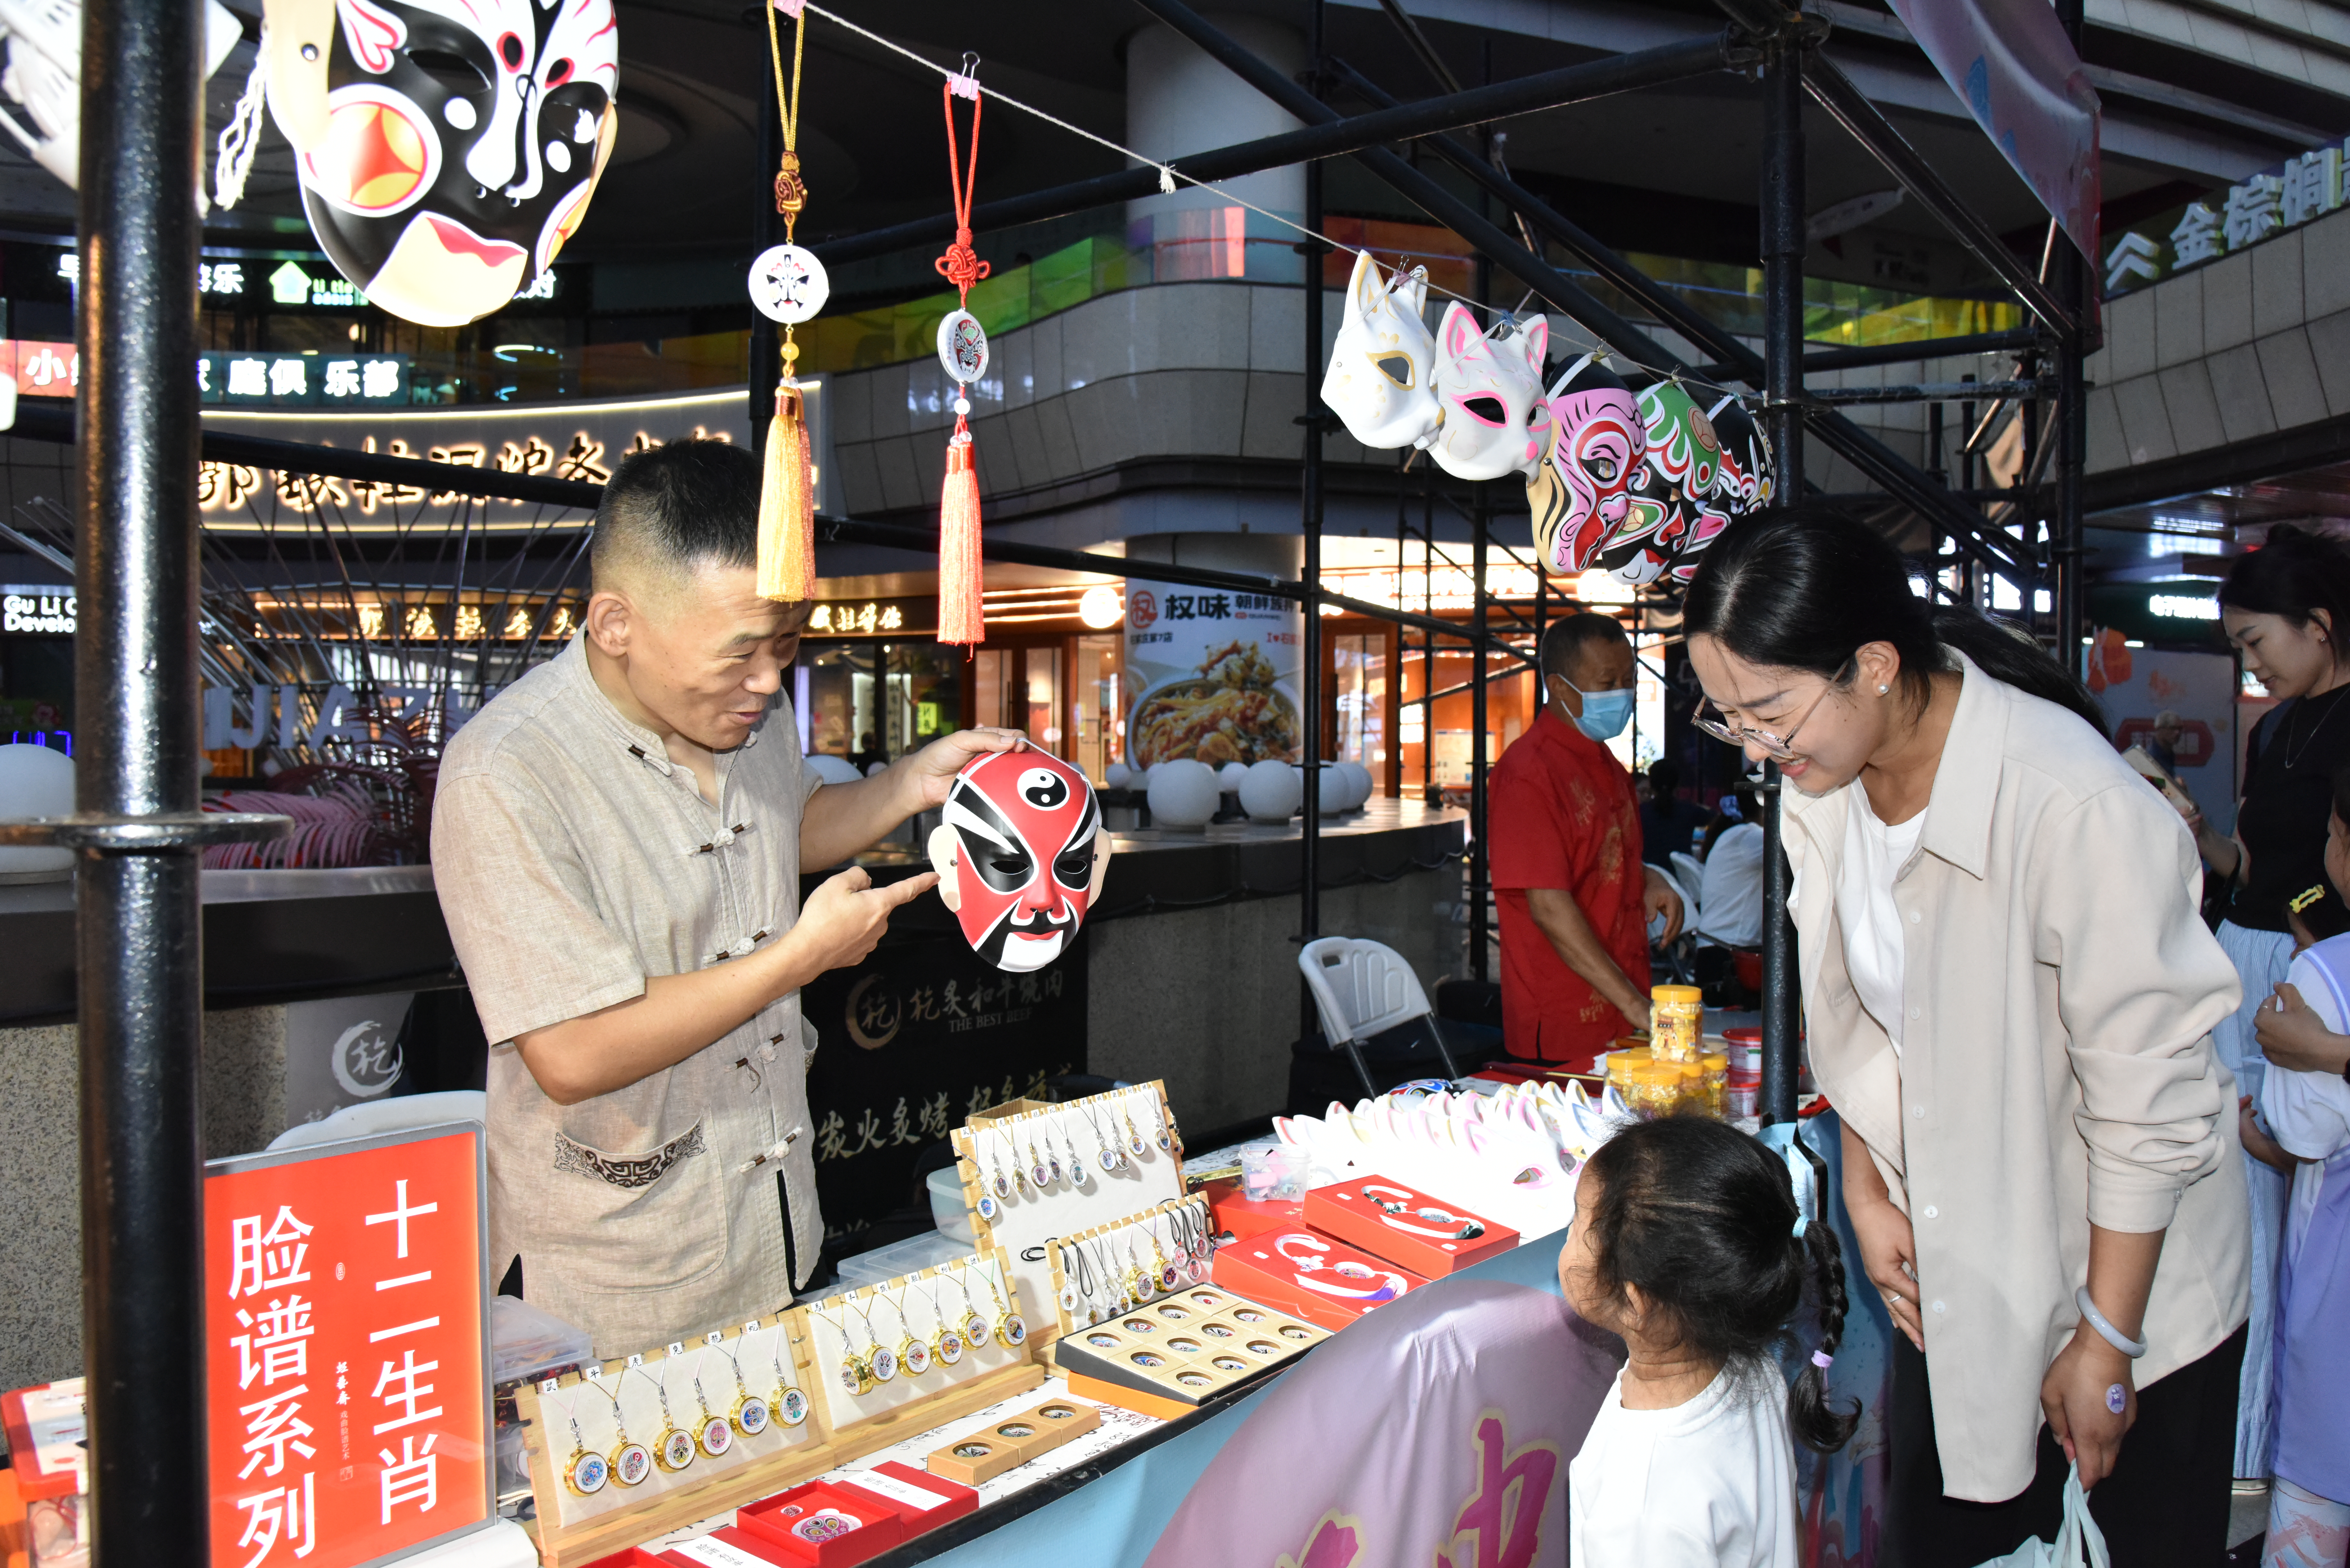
1971, 1464, 2111, 1568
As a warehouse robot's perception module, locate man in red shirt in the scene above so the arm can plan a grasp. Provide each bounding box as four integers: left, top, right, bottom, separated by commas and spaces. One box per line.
1488, 612, 1683, 1069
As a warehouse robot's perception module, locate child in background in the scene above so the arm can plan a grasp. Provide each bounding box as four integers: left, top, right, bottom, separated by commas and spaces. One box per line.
1558, 1115, 1858, 1568
2241, 769, 2350, 1568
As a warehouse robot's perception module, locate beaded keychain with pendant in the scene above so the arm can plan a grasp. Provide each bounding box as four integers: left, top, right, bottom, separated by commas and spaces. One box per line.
821, 1307, 875, 1397
854, 1299, 898, 1383
1004, 1128, 1029, 1197
691, 1375, 733, 1458
1063, 1119, 1091, 1187
1123, 1097, 1148, 1158
1042, 1120, 1064, 1186
953, 1266, 993, 1350
983, 1258, 1028, 1347
1128, 1229, 1158, 1301
763, 1327, 810, 1427
1147, 1217, 1181, 1293
989, 1129, 1018, 1203
552, 1383, 611, 1496
712, 1334, 771, 1437
1057, 1242, 1084, 1318
924, 1274, 968, 1366
1025, 1125, 1051, 1190
641, 1365, 697, 1473
885, 1288, 932, 1376
587, 1373, 653, 1488
1150, 1094, 1175, 1153
1084, 1104, 1123, 1172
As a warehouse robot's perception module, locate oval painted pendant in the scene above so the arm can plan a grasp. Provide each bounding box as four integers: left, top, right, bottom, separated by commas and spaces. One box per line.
1099, 1148, 1118, 1173
992, 1170, 1011, 1201
1001, 1313, 1028, 1347
977, 1192, 999, 1222
901, 1338, 933, 1376
1031, 1161, 1050, 1189
612, 1440, 653, 1487
935, 1329, 966, 1366
1071, 1159, 1090, 1187
734, 1395, 770, 1437
564, 1447, 609, 1496
1160, 1264, 1181, 1291
1059, 1284, 1081, 1313
778, 1387, 810, 1427
869, 1345, 898, 1383
657, 1427, 696, 1472
699, 1415, 733, 1458
966, 1312, 993, 1349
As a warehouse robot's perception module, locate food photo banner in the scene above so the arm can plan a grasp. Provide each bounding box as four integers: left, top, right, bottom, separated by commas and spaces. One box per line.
1121, 585, 1302, 769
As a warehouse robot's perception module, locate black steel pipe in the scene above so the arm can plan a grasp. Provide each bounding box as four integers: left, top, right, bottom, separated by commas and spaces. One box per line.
76, 0, 209, 1550
808, 34, 1737, 267
2056, 0, 2089, 674
1787, 328, 2043, 374
1316, 53, 2039, 581
1759, 23, 1805, 1128
814, 514, 1539, 662
1810, 378, 2052, 404
1801, 54, 2074, 339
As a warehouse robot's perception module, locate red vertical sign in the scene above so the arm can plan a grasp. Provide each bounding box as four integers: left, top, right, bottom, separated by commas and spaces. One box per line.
205, 1126, 491, 1568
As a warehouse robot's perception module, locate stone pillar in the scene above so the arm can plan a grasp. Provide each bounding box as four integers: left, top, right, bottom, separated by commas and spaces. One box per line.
1124, 16, 1306, 278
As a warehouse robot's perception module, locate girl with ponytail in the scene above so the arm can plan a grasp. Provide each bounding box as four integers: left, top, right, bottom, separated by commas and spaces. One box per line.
1558, 1115, 1855, 1568
1681, 505, 2251, 1566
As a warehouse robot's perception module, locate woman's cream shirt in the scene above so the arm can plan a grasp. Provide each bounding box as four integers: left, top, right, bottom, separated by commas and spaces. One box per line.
1783, 652, 2251, 1503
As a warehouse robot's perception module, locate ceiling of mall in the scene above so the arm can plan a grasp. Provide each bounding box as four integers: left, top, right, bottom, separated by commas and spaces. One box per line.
0, 0, 2329, 283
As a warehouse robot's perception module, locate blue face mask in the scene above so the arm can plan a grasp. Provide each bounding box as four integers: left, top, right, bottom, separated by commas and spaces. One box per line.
1560, 679, 1634, 742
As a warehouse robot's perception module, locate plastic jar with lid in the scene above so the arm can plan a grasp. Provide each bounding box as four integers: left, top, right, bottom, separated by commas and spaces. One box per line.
1606, 1045, 1652, 1090
1651, 984, 1704, 1062
1625, 1061, 1681, 1118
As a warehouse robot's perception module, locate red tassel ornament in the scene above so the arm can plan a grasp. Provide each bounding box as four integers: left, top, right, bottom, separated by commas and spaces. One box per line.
933, 67, 990, 648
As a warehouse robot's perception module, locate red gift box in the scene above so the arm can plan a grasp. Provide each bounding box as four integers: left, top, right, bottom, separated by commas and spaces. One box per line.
1305, 1177, 1518, 1276
1209, 1226, 1429, 1331
1204, 1177, 1304, 1243
734, 1481, 909, 1567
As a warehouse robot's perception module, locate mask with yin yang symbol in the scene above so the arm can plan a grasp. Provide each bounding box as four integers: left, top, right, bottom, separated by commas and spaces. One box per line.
927, 749, 1115, 973
263, 0, 619, 327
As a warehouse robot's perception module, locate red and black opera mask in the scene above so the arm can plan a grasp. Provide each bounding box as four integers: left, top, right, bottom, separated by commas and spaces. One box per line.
929, 750, 1114, 973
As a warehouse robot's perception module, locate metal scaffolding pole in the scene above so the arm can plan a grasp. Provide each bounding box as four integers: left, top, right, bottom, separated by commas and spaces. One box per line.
2055, 0, 2090, 674
1468, 54, 1492, 991
1759, 13, 1806, 1128
0, 2, 289, 1556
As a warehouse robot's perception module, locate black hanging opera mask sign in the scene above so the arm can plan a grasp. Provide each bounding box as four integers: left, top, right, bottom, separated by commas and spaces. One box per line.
262, 0, 619, 326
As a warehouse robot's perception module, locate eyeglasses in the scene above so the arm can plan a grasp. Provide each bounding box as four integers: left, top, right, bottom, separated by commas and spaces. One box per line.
1691, 659, 1854, 763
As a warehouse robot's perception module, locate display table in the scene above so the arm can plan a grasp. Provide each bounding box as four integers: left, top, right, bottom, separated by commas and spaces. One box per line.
605, 1113, 1889, 1568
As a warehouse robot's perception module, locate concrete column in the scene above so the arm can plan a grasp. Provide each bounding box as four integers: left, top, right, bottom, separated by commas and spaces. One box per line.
1124, 17, 1307, 240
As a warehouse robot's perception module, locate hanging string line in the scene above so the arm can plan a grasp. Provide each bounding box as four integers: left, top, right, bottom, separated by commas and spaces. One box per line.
794, 1, 1795, 406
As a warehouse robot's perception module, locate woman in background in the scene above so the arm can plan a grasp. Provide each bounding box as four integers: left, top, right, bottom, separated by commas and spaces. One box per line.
2198, 524, 2350, 1482
1681, 506, 2250, 1564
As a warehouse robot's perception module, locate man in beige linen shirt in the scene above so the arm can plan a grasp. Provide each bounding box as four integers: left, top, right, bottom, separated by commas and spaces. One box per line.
432, 440, 1020, 1355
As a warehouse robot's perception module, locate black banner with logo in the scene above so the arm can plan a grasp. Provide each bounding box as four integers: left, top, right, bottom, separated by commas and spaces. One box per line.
800, 914, 1087, 1243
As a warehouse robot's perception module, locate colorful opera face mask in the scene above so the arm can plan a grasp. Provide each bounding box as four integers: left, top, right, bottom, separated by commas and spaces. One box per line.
1526, 354, 1645, 576
929, 750, 1115, 973
1427, 304, 1550, 483
263, 0, 620, 327
1320, 252, 1441, 450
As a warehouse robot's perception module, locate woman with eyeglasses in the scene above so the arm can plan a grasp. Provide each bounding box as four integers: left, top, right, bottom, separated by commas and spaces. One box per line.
1682, 507, 2250, 1566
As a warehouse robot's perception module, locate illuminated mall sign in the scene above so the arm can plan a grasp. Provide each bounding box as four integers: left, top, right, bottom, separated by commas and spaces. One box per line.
807, 597, 934, 637
2, 585, 74, 635
199, 351, 409, 407
196, 388, 772, 533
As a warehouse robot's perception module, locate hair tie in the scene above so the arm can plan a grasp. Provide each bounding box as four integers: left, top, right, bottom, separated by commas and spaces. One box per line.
1792, 1215, 1809, 1240
1810, 1350, 1833, 1370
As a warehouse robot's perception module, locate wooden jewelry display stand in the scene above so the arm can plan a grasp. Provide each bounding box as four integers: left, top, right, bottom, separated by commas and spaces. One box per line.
953, 1081, 1184, 1349
514, 1248, 1041, 1567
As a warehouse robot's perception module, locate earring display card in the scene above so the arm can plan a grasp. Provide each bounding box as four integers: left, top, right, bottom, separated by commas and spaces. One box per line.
1209, 1228, 1430, 1332
954, 1082, 1184, 1347
520, 1315, 824, 1537
1303, 1177, 1519, 1275
799, 1251, 1040, 1441
1044, 1193, 1215, 1337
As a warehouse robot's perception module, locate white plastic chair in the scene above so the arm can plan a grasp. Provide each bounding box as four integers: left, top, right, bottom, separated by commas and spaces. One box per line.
1670, 851, 1706, 920
1298, 936, 1463, 1095
266, 1089, 486, 1152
